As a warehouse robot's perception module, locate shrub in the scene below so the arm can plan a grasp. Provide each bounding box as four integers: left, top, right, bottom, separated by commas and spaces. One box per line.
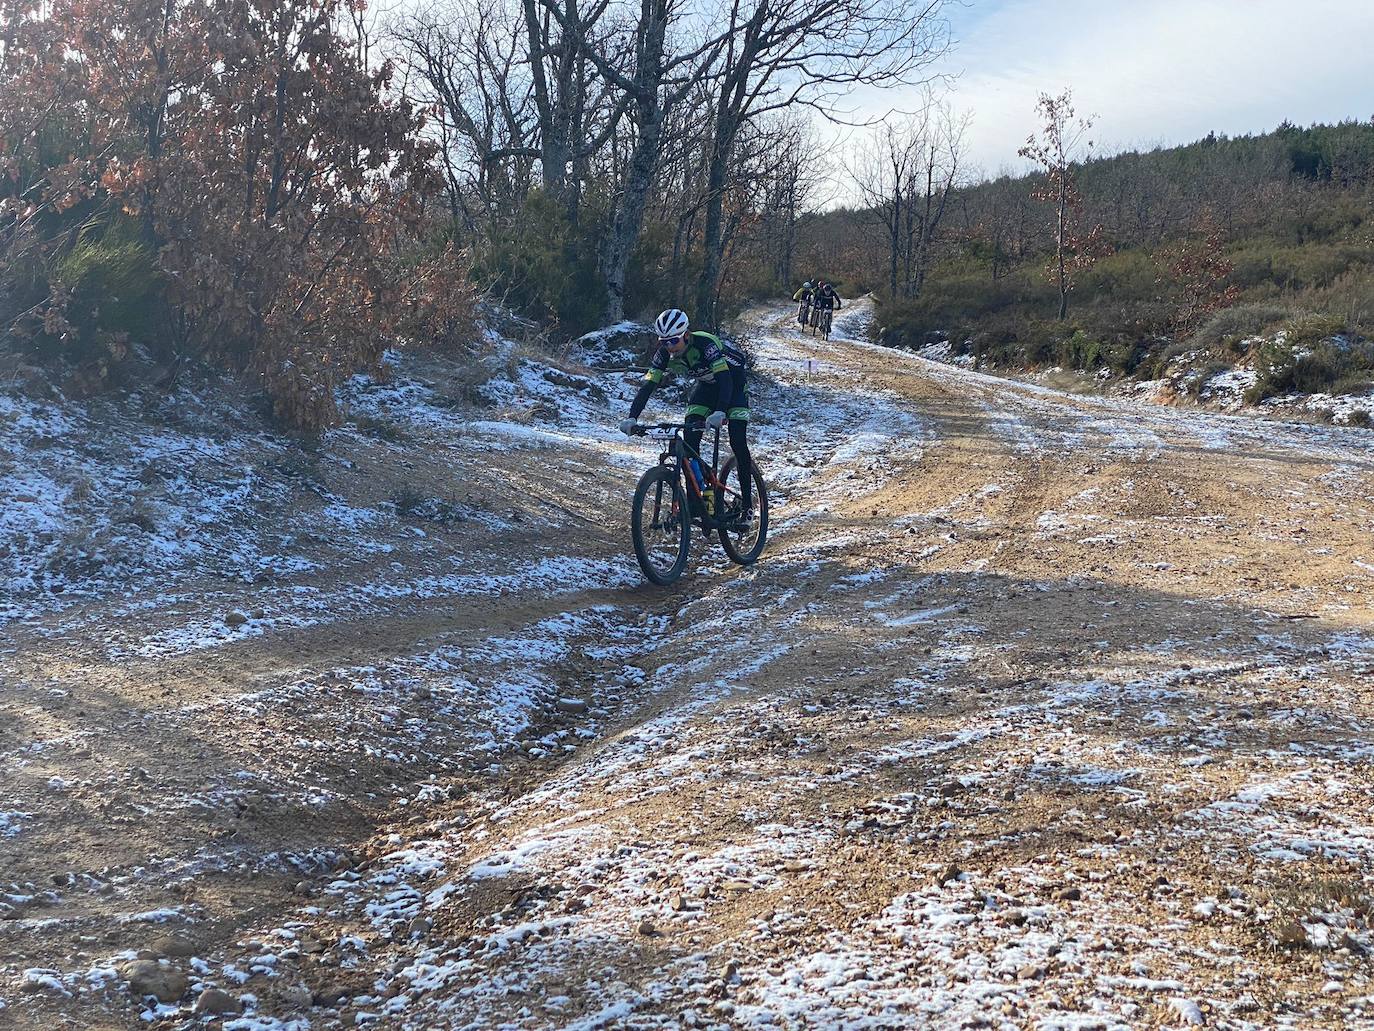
1150, 339, 1203, 377
1, 0, 461, 428
1284, 312, 1349, 350
1246, 335, 1374, 402
875, 266, 1051, 350
1328, 371, 1374, 396
1188, 302, 1290, 351
1077, 249, 1159, 301
1300, 268, 1374, 338
478, 190, 606, 333
1229, 241, 1371, 293
1056, 328, 1147, 375
4, 216, 162, 370
49, 219, 161, 354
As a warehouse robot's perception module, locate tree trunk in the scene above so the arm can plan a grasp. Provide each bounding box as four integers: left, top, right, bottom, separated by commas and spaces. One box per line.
889, 191, 900, 300
694, 122, 734, 330
780, 189, 795, 288
1056, 175, 1068, 320
600, 107, 663, 322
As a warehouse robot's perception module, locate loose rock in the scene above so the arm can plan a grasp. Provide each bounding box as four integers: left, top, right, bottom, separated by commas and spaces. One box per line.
193, 988, 241, 1016
280, 982, 313, 1009
299, 935, 325, 954
153, 935, 196, 958
120, 959, 188, 1003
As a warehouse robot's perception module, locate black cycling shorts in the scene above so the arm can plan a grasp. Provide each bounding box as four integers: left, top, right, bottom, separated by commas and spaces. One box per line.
686, 374, 750, 422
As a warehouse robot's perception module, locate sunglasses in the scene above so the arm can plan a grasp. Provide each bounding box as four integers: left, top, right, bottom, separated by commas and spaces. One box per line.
659, 334, 687, 347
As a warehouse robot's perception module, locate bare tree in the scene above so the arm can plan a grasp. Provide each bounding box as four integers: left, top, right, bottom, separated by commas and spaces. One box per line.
850, 95, 966, 300
853, 118, 918, 301
691, 0, 952, 327
1019, 87, 1108, 320
534, 0, 727, 320
757, 116, 825, 290
515, 0, 630, 223
394, 0, 538, 232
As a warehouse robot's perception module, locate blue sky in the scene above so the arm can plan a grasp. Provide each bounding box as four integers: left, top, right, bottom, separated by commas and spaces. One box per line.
925, 0, 1374, 175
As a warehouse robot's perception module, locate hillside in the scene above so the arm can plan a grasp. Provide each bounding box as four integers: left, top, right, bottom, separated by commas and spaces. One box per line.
2, 303, 1373, 1029
811, 120, 1374, 423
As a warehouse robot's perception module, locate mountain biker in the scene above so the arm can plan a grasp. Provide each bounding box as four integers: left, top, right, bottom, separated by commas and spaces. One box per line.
814, 280, 842, 315
620, 308, 755, 527
791, 281, 814, 326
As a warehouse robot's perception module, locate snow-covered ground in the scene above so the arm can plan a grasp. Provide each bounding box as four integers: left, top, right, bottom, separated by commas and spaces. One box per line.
910, 327, 1374, 428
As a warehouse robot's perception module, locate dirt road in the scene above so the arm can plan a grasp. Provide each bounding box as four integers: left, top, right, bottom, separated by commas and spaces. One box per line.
3, 302, 1372, 1029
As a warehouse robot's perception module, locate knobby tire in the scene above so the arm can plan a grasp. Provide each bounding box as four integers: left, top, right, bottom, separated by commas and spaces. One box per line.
717, 456, 768, 565
631, 465, 691, 585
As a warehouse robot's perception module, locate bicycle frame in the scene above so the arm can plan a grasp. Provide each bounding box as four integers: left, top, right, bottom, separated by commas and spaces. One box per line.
638, 423, 731, 526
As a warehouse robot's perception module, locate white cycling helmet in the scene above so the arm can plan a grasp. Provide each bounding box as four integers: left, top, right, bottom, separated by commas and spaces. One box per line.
803, 281, 813, 289
654, 308, 690, 339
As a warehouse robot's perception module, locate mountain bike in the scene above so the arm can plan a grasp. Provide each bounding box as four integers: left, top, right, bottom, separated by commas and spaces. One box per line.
627, 422, 768, 585
797, 297, 812, 329
818, 306, 834, 340
808, 304, 821, 336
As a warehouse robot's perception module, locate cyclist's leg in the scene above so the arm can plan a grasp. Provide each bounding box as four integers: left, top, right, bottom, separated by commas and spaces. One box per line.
726, 378, 752, 510
684, 383, 713, 492
728, 420, 752, 510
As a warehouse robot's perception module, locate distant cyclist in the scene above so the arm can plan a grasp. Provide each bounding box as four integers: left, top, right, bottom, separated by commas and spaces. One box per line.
620, 308, 755, 527
791, 281, 815, 327
813, 280, 842, 317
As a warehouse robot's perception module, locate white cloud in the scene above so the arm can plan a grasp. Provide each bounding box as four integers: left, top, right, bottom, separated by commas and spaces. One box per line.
925, 0, 1374, 176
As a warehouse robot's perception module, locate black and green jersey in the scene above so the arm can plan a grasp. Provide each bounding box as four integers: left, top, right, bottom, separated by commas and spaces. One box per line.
630, 331, 750, 422
643, 331, 743, 386
814, 285, 842, 311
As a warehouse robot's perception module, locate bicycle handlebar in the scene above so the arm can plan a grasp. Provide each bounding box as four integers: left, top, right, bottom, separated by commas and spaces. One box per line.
631, 422, 682, 432
628, 421, 726, 440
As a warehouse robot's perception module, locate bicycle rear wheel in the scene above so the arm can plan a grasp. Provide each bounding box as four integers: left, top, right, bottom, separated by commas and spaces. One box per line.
631, 465, 691, 584
717, 456, 768, 565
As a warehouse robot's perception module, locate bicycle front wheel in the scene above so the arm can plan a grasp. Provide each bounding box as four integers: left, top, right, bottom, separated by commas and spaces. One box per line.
717, 456, 768, 565
631, 465, 691, 585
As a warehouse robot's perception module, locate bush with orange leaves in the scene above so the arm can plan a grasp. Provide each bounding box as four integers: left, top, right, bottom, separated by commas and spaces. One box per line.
0, 0, 474, 426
